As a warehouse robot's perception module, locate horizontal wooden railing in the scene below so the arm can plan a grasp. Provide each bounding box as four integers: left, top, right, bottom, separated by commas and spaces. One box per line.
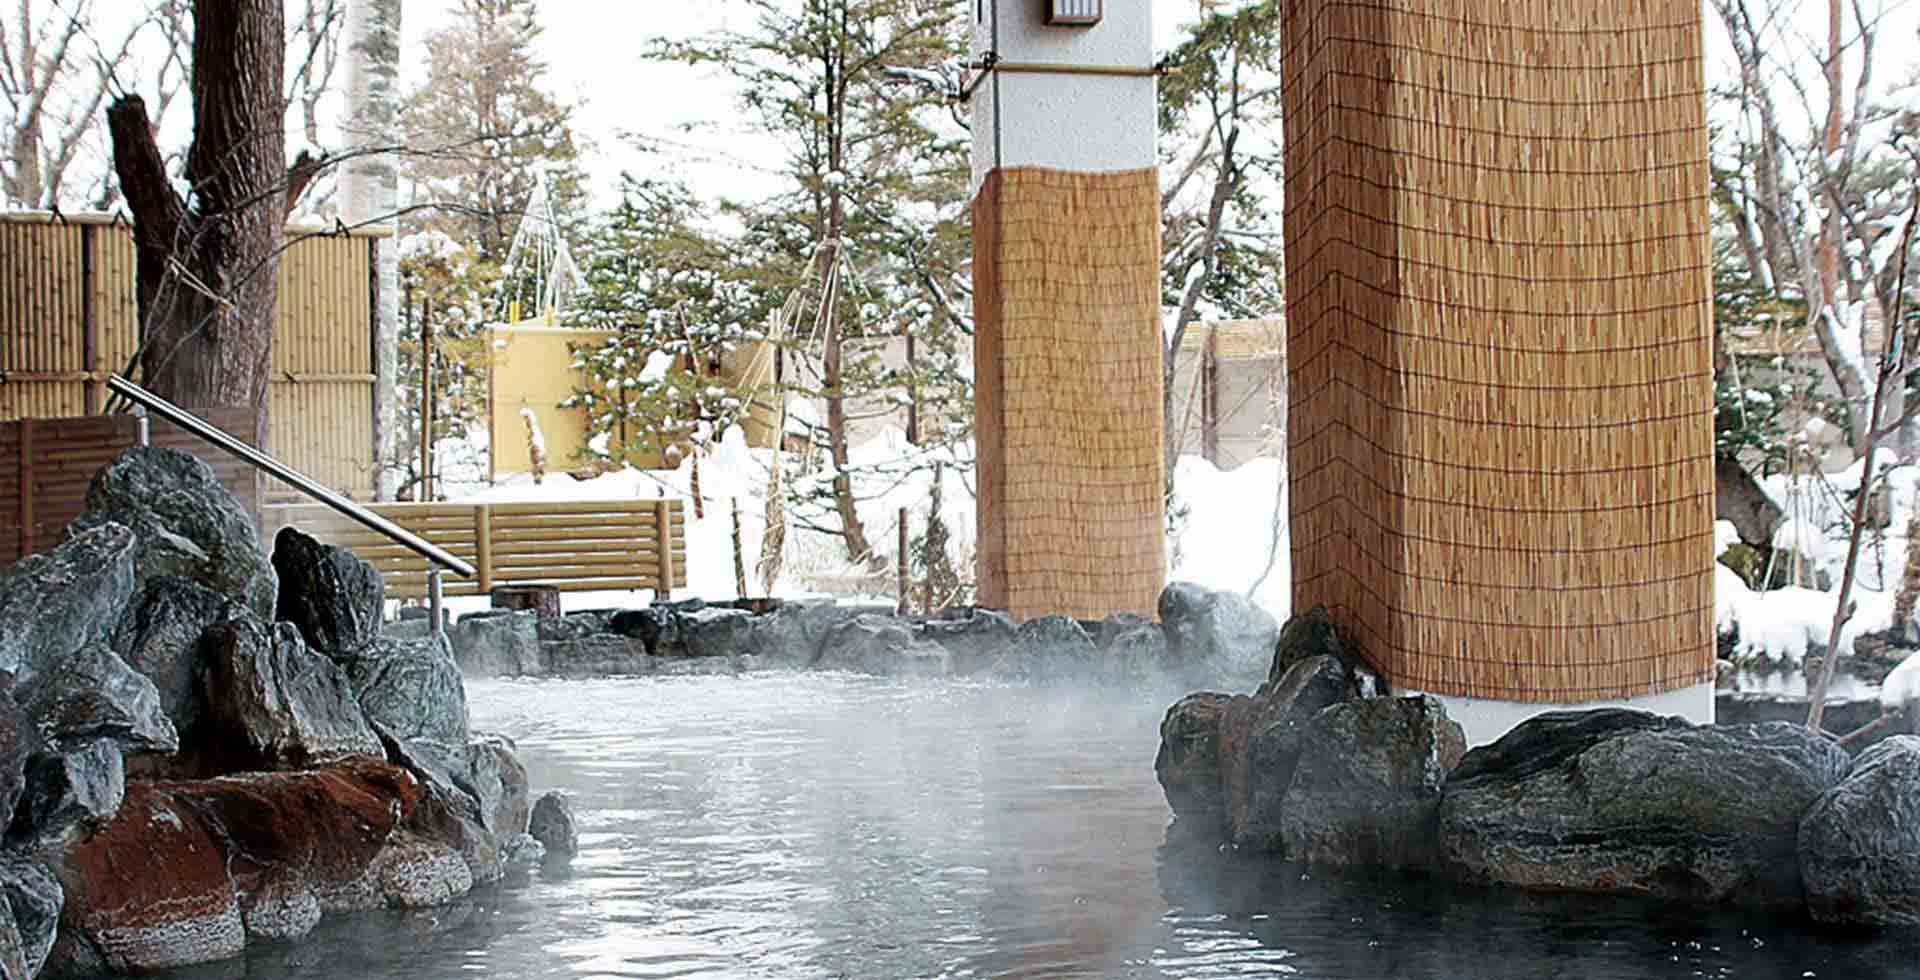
264, 499, 689, 600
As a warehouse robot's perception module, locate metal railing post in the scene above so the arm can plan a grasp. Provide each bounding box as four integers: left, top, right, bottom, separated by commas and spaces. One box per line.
429, 567, 445, 641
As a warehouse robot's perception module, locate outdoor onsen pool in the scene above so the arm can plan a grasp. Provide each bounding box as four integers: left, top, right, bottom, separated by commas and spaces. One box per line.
144, 674, 1920, 980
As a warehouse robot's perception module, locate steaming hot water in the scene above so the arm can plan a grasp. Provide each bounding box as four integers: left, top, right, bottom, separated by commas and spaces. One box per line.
150, 674, 1920, 979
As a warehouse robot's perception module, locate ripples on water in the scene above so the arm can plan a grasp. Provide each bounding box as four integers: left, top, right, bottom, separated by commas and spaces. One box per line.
155, 674, 1920, 980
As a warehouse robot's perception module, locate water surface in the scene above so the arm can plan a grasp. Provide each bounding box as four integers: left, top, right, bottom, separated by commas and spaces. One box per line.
157, 674, 1920, 979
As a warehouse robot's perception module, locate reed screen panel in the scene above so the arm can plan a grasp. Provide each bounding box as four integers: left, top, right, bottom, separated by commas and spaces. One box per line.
973, 167, 1166, 621
1281, 0, 1716, 701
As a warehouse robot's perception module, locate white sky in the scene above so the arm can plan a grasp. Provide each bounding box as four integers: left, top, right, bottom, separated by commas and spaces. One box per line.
401, 0, 1209, 208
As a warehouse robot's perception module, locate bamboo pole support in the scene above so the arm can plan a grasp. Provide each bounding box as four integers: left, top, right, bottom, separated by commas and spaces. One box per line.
655, 499, 675, 600
731, 497, 748, 599
476, 504, 494, 593
897, 506, 910, 616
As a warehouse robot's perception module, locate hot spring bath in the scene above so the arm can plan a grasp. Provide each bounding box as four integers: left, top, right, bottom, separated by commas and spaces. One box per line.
137, 674, 1920, 979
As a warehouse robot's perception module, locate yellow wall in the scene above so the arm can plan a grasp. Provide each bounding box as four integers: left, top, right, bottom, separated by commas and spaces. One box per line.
488, 322, 613, 478
487, 322, 784, 480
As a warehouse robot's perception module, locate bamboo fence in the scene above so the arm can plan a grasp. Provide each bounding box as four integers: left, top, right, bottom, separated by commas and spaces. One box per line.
973, 167, 1166, 620
1281, 0, 1716, 701
0, 212, 381, 498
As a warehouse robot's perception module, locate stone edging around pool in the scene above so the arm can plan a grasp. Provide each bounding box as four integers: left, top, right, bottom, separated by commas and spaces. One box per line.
1155, 607, 1920, 930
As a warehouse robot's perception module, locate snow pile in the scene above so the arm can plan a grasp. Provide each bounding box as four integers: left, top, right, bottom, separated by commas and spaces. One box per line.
1719, 459, 1920, 665
1881, 651, 1920, 710
450, 426, 1294, 618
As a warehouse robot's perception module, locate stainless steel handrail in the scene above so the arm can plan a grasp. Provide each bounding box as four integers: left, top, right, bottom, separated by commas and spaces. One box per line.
106, 375, 478, 580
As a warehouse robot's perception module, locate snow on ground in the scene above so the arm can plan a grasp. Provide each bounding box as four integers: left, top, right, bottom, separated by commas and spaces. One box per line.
441, 425, 1293, 620
1720, 458, 1920, 666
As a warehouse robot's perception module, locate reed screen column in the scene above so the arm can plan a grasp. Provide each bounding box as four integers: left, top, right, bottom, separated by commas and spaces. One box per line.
1281, 0, 1717, 706
970, 0, 1164, 620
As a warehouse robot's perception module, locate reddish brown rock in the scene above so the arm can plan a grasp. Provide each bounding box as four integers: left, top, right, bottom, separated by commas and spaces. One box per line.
54, 759, 422, 973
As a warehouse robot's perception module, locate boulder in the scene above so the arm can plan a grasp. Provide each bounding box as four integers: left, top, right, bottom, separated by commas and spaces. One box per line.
539, 611, 613, 645
528, 791, 579, 862
463, 735, 530, 837
1266, 606, 1380, 695
110, 577, 236, 738
919, 609, 1018, 676
0, 523, 136, 688
1155, 692, 1234, 832
198, 616, 383, 771
76, 447, 275, 619
501, 833, 547, 878
0, 679, 25, 839
609, 607, 683, 657
995, 615, 1098, 682
1278, 695, 1465, 870
1158, 581, 1280, 681
11, 739, 124, 848
680, 608, 754, 659
1098, 613, 1169, 680
0, 857, 60, 979
540, 634, 652, 676
271, 527, 384, 659
747, 600, 860, 668
1220, 654, 1357, 850
818, 615, 950, 677
1800, 735, 1920, 925
23, 638, 176, 755
53, 759, 422, 973
448, 612, 542, 677
341, 633, 469, 747
1439, 712, 1849, 905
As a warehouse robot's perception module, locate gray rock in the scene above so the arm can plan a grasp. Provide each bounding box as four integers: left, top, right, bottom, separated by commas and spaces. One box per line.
448, 612, 542, 677
1278, 695, 1465, 870
609, 607, 683, 657
1158, 581, 1280, 681
271, 527, 384, 659
1155, 692, 1234, 833
501, 833, 546, 878
528, 791, 578, 862
1800, 735, 1920, 925
747, 601, 857, 667
540, 634, 652, 676
0, 523, 136, 688
24, 638, 176, 754
1098, 613, 1169, 680
464, 735, 530, 836
0, 678, 24, 841
0, 856, 60, 978
1221, 654, 1358, 850
13, 739, 125, 847
539, 611, 612, 645
1440, 713, 1849, 904
343, 633, 469, 747
199, 616, 383, 770
373, 835, 473, 908
110, 577, 235, 739
77, 447, 276, 619
993, 615, 1097, 681
680, 608, 755, 659
1267, 606, 1368, 692
919, 609, 1018, 676
818, 615, 950, 677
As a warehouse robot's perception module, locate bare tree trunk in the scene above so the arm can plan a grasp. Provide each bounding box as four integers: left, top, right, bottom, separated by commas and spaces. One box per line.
109, 0, 294, 450
342, 0, 403, 497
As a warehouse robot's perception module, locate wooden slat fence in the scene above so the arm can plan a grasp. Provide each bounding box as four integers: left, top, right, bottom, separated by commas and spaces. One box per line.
0, 409, 261, 566
263, 499, 689, 600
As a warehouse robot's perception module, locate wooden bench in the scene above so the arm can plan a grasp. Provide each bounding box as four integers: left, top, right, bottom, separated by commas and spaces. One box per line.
264, 499, 688, 600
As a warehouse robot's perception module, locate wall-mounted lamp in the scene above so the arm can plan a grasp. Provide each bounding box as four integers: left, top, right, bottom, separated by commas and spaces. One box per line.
1045, 0, 1101, 26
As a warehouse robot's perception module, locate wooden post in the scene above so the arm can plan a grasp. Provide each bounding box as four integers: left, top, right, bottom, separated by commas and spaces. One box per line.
18, 419, 33, 556
1202, 325, 1220, 465
655, 499, 675, 600
475, 504, 494, 592
82, 225, 101, 414
905, 332, 919, 444
731, 497, 747, 598
419, 296, 434, 500
897, 506, 910, 616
